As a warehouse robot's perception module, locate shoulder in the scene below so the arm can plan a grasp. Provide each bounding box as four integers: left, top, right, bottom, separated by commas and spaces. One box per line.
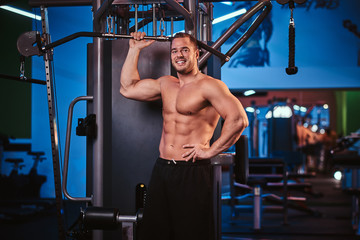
197, 74, 231, 96
198, 74, 227, 87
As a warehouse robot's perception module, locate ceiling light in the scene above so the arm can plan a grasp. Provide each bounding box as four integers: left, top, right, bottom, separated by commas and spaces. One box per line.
300, 106, 307, 112
293, 104, 300, 111
0, 5, 41, 21
221, 2, 233, 6
213, 8, 247, 25
245, 107, 255, 113
333, 170, 342, 181
244, 90, 255, 96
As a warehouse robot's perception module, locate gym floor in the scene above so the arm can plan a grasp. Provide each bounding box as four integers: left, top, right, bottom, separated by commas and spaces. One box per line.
0, 173, 356, 240
221, 173, 357, 240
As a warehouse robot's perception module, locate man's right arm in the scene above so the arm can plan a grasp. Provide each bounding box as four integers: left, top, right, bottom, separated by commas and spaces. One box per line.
120, 32, 161, 101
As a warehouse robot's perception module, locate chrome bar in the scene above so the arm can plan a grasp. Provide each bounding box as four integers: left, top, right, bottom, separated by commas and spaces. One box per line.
63, 96, 94, 202
199, 0, 272, 69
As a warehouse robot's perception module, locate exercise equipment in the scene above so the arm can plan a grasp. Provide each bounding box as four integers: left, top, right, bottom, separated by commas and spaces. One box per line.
5, 158, 25, 178
0, 55, 46, 85
16, 1, 306, 239
67, 207, 144, 239
17, 31, 229, 62
0, 152, 46, 200
223, 135, 320, 230
225, 135, 289, 229
331, 133, 360, 235
276, 0, 306, 75
0, 73, 46, 85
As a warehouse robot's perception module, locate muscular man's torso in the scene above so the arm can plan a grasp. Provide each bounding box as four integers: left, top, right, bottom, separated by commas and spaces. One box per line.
158, 75, 220, 160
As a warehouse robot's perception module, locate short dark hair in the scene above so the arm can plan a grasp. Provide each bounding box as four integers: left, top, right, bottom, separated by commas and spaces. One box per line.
171, 32, 198, 49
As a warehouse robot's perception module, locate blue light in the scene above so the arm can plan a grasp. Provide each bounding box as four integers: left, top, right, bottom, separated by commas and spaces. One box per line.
221, 2, 233, 6
0, 5, 41, 21
213, 8, 247, 25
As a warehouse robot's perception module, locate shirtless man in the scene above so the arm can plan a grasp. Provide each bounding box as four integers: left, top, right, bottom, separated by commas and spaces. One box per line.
120, 32, 248, 240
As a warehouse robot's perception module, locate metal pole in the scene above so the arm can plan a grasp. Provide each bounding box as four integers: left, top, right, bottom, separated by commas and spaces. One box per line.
152, 3, 157, 35
207, 3, 213, 41
223, 3, 272, 63
199, 0, 271, 68
40, 6, 66, 240
183, 0, 197, 37
93, 0, 105, 239
164, 0, 194, 33
171, 17, 174, 36
199, 10, 203, 41
63, 96, 93, 202
212, 165, 222, 240
253, 185, 262, 230
135, 4, 138, 32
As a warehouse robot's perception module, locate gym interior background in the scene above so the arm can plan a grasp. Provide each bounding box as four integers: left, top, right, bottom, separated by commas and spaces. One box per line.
0, 0, 360, 239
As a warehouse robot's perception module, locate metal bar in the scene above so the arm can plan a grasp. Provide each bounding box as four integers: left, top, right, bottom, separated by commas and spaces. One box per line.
42, 31, 228, 61
183, 0, 197, 36
171, 17, 174, 36
164, 0, 194, 31
197, 41, 230, 62
127, 9, 185, 19
199, 0, 272, 69
223, 1, 272, 64
199, 10, 203, 41
212, 165, 222, 240
44, 32, 169, 50
207, 2, 213, 41
211, 154, 233, 240
117, 215, 138, 223
44, 32, 102, 50
0, 73, 46, 85
134, 4, 138, 32
40, 6, 66, 240
253, 185, 262, 230
152, 3, 157, 35
63, 96, 93, 202
94, 0, 115, 32
129, 18, 153, 33
93, 1, 105, 239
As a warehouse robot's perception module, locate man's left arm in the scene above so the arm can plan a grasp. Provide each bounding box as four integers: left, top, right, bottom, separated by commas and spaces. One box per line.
182, 79, 249, 161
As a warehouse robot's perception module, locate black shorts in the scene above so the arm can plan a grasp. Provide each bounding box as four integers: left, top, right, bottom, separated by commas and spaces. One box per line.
138, 158, 214, 240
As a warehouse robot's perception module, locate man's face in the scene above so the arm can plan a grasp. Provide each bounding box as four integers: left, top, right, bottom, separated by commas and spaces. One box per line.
170, 37, 199, 74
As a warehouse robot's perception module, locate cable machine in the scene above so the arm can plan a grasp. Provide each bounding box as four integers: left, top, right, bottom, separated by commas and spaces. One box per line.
14, 0, 310, 239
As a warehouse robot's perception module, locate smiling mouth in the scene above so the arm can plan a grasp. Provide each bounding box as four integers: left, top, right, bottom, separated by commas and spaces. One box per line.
175, 59, 186, 65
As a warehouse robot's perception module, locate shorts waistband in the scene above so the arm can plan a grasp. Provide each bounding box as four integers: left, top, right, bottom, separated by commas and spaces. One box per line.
157, 157, 211, 166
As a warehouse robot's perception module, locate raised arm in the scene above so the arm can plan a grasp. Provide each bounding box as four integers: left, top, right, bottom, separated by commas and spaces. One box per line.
120, 32, 161, 101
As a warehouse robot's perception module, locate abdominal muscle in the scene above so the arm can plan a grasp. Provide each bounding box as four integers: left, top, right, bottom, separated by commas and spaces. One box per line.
159, 110, 219, 160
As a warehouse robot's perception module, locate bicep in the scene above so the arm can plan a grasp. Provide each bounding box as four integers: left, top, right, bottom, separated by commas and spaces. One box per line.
120, 77, 161, 101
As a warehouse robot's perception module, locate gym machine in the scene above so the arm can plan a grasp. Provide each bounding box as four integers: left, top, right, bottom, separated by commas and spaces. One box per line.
16, 0, 306, 239
331, 132, 360, 235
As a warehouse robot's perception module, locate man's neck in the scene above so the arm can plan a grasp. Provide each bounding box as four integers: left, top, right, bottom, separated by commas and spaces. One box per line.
177, 68, 201, 86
